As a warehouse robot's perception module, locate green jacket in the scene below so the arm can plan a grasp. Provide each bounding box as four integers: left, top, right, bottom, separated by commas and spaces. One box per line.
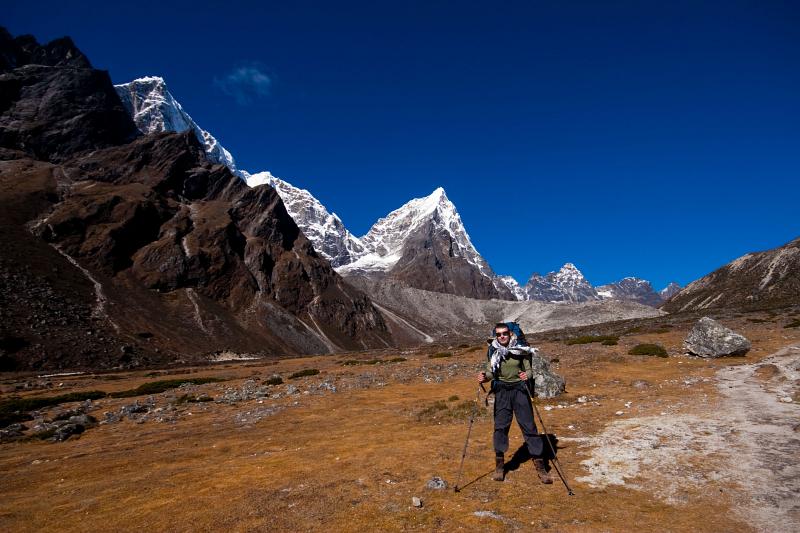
484, 348, 533, 383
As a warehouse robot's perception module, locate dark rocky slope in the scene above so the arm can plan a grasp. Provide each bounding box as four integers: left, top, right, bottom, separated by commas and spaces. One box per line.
662, 237, 800, 313
0, 29, 389, 370
387, 222, 509, 300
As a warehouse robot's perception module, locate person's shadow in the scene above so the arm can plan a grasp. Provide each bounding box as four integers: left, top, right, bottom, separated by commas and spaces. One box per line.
504, 434, 559, 474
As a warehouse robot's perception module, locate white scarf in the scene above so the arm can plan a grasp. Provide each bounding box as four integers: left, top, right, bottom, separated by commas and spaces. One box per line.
490, 337, 537, 373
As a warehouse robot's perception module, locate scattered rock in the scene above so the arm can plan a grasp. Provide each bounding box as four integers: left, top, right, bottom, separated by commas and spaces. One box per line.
217, 380, 271, 403
317, 381, 337, 393
411, 496, 422, 508
51, 422, 85, 441
474, 510, 511, 524
631, 379, 651, 389
425, 476, 447, 490
0, 423, 27, 441
779, 396, 793, 403
684, 317, 751, 358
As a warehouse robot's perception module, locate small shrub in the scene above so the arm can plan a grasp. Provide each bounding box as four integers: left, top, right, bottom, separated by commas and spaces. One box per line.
289, 369, 320, 379
784, 319, 800, 329
447, 395, 459, 402
429, 352, 453, 359
341, 359, 381, 366
387, 357, 407, 363
458, 344, 470, 349
110, 378, 223, 398
748, 318, 770, 324
601, 339, 618, 346
566, 335, 619, 345
417, 400, 448, 420
628, 344, 668, 357
264, 376, 283, 386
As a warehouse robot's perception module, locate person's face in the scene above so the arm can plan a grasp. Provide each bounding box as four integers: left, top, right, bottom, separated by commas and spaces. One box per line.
495, 328, 511, 347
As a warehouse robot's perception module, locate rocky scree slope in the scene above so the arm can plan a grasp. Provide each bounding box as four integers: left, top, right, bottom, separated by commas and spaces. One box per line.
662, 237, 800, 313
0, 29, 390, 370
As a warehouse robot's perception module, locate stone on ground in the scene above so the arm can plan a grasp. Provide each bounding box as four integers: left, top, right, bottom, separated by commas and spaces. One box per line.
684, 317, 751, 358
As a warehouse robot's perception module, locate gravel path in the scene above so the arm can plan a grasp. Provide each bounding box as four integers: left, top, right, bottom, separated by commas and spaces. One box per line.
575, 343, 800, 531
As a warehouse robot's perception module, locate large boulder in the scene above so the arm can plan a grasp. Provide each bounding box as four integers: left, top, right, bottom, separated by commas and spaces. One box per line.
530, 351, 566, 398
684, 317, 751, 358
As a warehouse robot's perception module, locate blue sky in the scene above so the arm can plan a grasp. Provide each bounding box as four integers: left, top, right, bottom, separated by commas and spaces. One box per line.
7, 1, 800, 289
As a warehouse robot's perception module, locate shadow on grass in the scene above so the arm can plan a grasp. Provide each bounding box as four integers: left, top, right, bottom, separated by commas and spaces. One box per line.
454, 469, 493, 493
504, 434, 560, 473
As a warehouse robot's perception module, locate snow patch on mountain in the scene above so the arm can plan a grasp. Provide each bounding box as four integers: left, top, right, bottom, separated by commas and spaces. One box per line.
245, 171, 366, 267
497, 275, 526, 301
596, 277, 663, 307
659, 282, 682, 301
115, 76, 240, 175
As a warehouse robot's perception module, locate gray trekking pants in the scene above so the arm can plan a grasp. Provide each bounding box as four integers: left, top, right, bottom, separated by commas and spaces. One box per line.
493, 381, 544, 457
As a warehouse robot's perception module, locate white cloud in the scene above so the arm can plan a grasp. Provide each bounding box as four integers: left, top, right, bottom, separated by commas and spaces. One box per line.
214, 64, 272, 105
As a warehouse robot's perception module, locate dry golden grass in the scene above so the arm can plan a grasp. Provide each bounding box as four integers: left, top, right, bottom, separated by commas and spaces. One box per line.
1, 315, 797, 532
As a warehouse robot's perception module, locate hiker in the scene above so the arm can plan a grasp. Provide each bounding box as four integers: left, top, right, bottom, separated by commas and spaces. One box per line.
477, 322, 552, 484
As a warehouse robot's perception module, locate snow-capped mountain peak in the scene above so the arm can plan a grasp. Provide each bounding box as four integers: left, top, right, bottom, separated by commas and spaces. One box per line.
339, 187, 492, 277
497, 275, 526, 301
361, 187, 460, 254
525, 263, 599, 302
595, 277, 662, 306
659, 281, 682, 300
114, 76, 240, 175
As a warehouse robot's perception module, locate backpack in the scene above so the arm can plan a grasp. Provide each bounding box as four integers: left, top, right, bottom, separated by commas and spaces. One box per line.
486, 321, 534, 391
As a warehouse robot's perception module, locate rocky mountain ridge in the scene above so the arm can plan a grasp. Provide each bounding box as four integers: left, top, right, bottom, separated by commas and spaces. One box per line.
662, 237, 800, 312
111, 76, 668, 303
596, 277, 664, 307
0, 29, 391, 370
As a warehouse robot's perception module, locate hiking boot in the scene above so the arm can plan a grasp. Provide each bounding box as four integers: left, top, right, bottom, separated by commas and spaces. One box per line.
534, 458, 553, 484
492, 455, 505, 481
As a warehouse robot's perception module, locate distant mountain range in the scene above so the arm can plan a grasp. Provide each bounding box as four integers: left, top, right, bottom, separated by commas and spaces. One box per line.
114, 76, 679, 306
3, 28, 795, 372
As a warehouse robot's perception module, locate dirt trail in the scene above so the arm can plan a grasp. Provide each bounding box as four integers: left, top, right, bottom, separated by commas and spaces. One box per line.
577, 343, 800, 531
716, 344, 800, 531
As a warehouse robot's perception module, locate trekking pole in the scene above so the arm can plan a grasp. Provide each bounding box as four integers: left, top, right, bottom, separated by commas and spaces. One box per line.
454, 383, 486, 493
525, 380, 575, 496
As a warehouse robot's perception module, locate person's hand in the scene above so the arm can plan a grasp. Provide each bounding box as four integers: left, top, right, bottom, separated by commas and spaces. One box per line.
518, 371, 528, 380
477, 372, 487, 383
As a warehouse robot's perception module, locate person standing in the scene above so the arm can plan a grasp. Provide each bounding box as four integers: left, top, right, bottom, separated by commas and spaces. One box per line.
477, 322, 552, 484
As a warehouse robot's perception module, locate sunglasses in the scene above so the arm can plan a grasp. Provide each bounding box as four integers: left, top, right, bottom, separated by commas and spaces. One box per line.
496, 331, 510, 337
